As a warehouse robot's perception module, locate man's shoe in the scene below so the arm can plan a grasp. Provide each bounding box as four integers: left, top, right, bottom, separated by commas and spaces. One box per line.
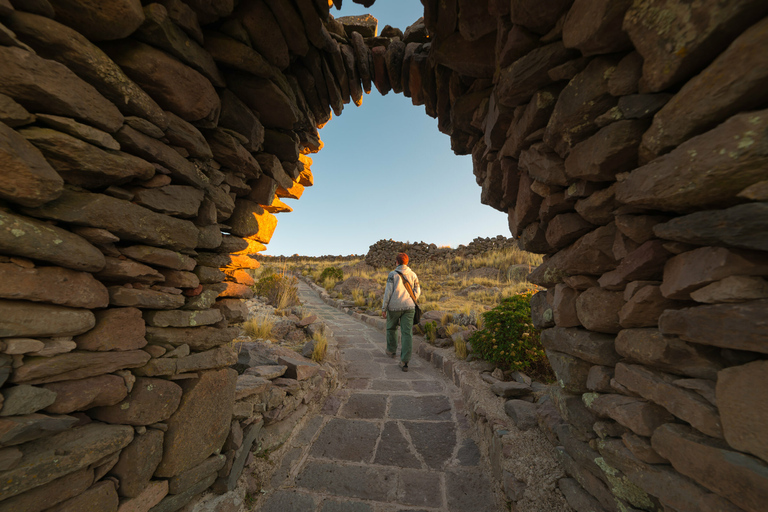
386, 350, 396, 358
399, 361, 408, 372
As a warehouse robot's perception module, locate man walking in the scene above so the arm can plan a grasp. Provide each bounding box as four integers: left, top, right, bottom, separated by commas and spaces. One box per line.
381, 252, 421, 371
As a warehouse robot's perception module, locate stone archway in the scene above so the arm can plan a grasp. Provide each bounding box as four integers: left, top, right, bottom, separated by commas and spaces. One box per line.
0, 1, 767, 511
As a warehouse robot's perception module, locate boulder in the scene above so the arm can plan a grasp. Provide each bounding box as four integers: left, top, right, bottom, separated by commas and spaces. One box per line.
623, 0, 768, 92
108, 287, 186, 310
95, 256, 166, 285
0, 300, 95, 339
562, 0, 633, 56
508, 0, 572, 35
618, 285, 683, 328
0, 119, 63, 207
541, 327, 619, 366
23, 189, 199, 251
106, 40, 219, 123
154, 368, 237, 477
90, 377, 182, 426
564, 120, 646, 182
145, 325, 239, 351
235, 0, 289, 69
228, 199, 278, 243
654, 203, 768, 253
135, 3, 223, 87
659, 247, 768, 300
227, 72, 299, 130
35, 114, 119, 150
114, 480, 167, 512
162, 111, 212, 159
0, 46, 123, 133
43, 480, 118, 512
0, 263, 108, 309
20, 127, 154, 188
167, 454, 225, 495
43, 374, 128, 414
615, 363, 722, 438
545, 350, 592, 394
143, 308, 222, 328
75, 307, 147, 351
5, 11, 167, 127
0, 384, 57, 416
0, 467, 94, 512
575, 287, 625, 333
496, 42, 577, 107
544, 57, 619, 157
616, 108, 768, 213
0, 423, 133, 501
659, 300, 768, 354
133, 185, 204, 218
217, 89, 265, 152
11, 350, 150, 385
586, 393, 674, 437
431, 31, 496, 78
716, 360, 768, 463
652, 423, 768, 512
690, 275, 768, 304
45, 0, 144, 40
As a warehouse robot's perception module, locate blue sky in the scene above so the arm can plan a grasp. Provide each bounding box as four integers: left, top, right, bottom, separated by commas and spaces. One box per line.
263, 1, 511, 256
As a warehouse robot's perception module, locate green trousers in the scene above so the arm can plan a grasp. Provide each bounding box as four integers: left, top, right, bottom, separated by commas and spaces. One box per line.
386, 309, 415, 363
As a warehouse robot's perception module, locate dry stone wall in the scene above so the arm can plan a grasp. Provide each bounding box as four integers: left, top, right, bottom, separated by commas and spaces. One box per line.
0, 0, 767, 511
364, 235, 517, 268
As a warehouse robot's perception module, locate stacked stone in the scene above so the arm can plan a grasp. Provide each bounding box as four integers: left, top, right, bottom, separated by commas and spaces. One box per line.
0, 0, 322, 510
365, 235, 517, 268
215, 345, 325, 495
0, 0, 766, 511
415, 1, 768, 512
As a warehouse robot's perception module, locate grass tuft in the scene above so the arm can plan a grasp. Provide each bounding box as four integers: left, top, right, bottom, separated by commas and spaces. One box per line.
311, 331, 328, 362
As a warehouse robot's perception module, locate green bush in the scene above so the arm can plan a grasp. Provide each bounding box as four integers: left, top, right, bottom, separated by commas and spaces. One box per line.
468, 292, 550, 376
254, 273, 299, 309
423, 321, 437, 344
319, 266, 343, 282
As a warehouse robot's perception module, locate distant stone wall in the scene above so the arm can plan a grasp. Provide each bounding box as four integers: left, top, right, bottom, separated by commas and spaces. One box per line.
0, 0, 767, 511
364, 235, 517, 268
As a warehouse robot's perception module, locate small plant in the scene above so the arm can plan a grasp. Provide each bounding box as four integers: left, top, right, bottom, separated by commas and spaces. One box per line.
424, 321, 437, 344
441, 313, 454, 326
445, 323, 462, 336
351, 288, 366, 307
319, 266, 343, 282
311, 331, 328, 362
455, 337, 468, 360
254, 272, 300, 309
366, 291, 381, 310
243, 315, 275, 340
468, 292, 552, 379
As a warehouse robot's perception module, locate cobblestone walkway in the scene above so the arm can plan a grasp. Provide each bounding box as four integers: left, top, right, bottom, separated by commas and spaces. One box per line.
254, 281, 504, 512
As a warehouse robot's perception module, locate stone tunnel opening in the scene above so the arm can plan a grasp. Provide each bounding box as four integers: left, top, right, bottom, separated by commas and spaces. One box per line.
0, 1, 767, 511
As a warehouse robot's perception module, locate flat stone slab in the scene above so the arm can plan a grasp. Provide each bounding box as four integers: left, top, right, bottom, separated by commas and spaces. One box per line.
295, 461, 397, 502
389, 395, 453, 421
259, 489, 317, 512
404, 421, 457, 470
339, 393, 388, 420
445, 469, 499, 512
373, 422, 421, 469
309, 418, 379, 462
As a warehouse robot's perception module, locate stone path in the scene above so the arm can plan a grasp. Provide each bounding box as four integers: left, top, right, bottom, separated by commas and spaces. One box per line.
253, 281, 504, 512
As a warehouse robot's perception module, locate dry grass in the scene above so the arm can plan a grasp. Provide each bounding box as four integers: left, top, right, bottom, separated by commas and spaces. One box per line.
280, 245, 542, 328
351, 288, 366, 307
243, 315, 275, 340
311, 331, 328, 362
455, 337, 468, 360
